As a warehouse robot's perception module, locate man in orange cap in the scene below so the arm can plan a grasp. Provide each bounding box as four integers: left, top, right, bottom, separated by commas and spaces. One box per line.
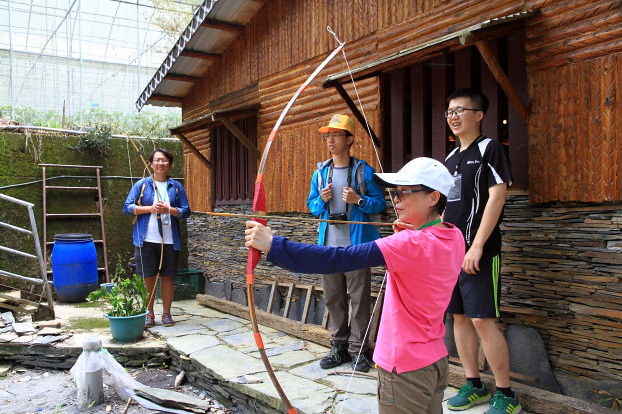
307, 114, 387, 372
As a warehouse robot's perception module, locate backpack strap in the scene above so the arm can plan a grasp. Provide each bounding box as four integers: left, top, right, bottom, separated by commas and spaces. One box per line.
356, 163, 366, 196
137, 181, 147, 206
132, 180, 148, 225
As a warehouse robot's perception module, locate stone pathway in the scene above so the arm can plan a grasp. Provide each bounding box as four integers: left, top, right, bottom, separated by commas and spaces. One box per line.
150, 300, 502, 414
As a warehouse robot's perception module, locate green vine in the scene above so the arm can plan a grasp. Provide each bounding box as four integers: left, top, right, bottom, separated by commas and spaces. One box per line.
1, 106, 181, 138
72, 123, 112, 155
595, 390, 622, 410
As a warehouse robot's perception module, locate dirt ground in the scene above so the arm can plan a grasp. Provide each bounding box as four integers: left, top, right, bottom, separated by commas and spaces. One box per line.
0, 366, 236, 414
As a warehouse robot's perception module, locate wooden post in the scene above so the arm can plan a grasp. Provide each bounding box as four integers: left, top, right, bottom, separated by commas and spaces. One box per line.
174, 132, 212, 168
476, 40, 529, 125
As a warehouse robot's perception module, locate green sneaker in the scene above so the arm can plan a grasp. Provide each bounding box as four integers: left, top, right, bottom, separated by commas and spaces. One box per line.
447, 381, 491, 411
485, 391, 522, 414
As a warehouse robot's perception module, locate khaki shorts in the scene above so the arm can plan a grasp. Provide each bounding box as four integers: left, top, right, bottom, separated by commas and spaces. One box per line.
377, 357, 448, 414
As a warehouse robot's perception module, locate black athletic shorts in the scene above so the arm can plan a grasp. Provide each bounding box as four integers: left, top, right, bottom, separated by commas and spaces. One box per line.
134, 242, 178, 278
446, 251, 501, 318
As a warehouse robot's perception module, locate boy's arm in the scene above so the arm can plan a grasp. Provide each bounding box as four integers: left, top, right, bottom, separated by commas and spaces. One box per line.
358, 165, 387, 214
462, 182, 507, 274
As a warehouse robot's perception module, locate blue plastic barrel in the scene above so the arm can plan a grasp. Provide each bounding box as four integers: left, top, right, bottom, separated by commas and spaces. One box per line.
52, 233, 99, 302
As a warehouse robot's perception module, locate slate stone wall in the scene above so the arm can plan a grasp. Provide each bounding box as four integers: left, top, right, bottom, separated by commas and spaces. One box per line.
186, 205, 388, 292
187, 194, 622, 386
499, 192, 622, 392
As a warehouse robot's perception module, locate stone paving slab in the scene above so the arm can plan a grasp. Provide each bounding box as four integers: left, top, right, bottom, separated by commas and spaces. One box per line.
269, 349, 317, 367
324, 373, 377, 394
12, 300, 529, 414
151, 300, 520, 414
191, 344, 267, 379
167, 333, 219, 355
202, 318, 244, 332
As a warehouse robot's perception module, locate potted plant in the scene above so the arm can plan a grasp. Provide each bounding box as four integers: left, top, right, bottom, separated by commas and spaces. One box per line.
87, 274, 148, 342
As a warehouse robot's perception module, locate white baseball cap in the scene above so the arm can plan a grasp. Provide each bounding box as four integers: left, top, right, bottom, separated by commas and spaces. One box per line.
374, 157, 454, 196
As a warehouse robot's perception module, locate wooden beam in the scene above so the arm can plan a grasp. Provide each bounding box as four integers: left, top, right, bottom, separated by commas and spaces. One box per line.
170, 104, 259, 135
475, 40, 530, 124
214, 115, 261, 159
165, 73, 202, 83
282, 282, 294, 319
174, 131, 212, 168
196, 294, 330, 346
150, 94, 183, 104
201, 18, 245, 34
331, 82, 382, 148
180, 49, 220, 61
266, 280, 277, 313
300, 285, 313, 324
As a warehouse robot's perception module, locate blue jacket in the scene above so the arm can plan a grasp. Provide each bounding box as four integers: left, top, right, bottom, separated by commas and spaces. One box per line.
306, 157, 386, 246
123, 177, 191, 251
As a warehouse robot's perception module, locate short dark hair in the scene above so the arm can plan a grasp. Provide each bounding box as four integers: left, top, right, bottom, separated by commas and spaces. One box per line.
447, 88, 489, 115
149, 148, 174, 165
421, 185, 448, 216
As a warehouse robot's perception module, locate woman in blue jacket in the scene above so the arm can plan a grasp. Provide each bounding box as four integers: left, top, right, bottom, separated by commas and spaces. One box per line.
123, 148, 190, 327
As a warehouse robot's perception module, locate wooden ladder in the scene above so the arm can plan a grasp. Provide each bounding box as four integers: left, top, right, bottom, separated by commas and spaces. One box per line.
40, 164, 110, 282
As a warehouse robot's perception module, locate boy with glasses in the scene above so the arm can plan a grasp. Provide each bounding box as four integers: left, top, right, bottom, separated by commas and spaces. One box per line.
306, 114, 387, 372
443, 89, 520, 414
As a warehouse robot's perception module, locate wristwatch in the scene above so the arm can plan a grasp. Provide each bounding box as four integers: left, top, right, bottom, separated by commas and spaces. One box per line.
357, 197, 365, 207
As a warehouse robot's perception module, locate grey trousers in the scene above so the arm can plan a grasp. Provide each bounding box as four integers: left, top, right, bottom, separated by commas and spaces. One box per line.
322, 267, 371, 355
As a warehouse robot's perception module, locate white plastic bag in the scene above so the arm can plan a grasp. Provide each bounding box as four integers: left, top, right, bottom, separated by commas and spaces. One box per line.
70, 338, 142, 408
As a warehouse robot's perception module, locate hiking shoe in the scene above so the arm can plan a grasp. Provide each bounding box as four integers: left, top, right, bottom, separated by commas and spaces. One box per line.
161, 312, 175, 327
145, 313, 155, 328
447, 381, 491, 411
351, 353, 372, 373
485, 391, 522, 414
319, 342, 351, 369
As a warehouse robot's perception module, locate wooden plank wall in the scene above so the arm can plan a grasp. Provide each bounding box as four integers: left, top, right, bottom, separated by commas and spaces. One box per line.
525, 0, 622, 202
181, 0, 622, 211
182, 129, 212, 212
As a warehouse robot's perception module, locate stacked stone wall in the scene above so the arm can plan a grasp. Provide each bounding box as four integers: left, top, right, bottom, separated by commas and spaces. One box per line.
187, 194, 622, 389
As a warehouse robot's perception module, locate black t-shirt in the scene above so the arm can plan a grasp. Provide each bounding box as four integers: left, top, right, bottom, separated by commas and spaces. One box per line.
444, 136, 512, 252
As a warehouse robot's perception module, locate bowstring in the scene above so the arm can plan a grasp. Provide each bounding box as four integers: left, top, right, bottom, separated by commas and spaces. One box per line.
126, 136, 146, 282
327, 27, 398, 414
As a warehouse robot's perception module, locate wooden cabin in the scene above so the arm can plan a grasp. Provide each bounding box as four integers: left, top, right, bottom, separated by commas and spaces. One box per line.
137, 0, 622, 402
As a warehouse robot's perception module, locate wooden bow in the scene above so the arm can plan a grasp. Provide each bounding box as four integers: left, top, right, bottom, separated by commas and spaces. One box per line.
245, 43, 344, 414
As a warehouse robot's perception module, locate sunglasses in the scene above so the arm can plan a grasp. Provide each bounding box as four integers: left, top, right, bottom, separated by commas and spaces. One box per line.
387, 188, 428, 199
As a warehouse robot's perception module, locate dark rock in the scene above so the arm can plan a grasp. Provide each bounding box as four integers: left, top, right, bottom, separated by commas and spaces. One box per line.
308, 298, 324, 325
253, 286, 271, 312
287, 292, 304, 321
555, 373, 622, 406
206, 282, 225, 299
224, 279, 232, 301
506, 324, 561, 393
269, 288, 282, 315
231, 288, 247, 306
443, 314, 458, 358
